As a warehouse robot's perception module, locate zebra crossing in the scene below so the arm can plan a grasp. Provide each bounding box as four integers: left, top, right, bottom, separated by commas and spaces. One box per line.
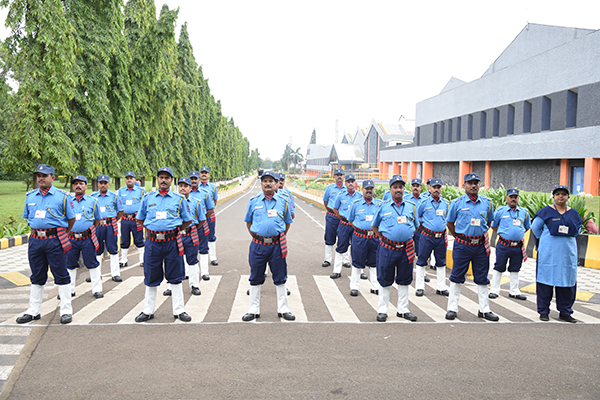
2, 266, 600, 326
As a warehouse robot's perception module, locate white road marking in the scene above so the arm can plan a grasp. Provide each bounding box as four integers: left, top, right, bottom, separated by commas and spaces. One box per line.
314, 275, 359, 322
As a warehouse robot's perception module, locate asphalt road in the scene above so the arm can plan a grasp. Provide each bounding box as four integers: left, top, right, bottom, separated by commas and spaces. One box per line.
2, 180, 600, 399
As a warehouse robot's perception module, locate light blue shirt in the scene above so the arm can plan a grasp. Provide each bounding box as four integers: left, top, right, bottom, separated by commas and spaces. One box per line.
244, 192, 293, 237
118, 185, 145, 214
23, 185, 75, 229
90, 190, 123, 219
447, 195, 494, 237
70, 194, 101, 232
417, 196, 450, 232
185, 195, 205, 225
492, 205, 531, 241
348, 198, 382, 231
190, 187, 215, 215
323, 183, 345, 208
333, 189, 363, 219
137, 190, 192, 231
372, 199, 419, 243
199, 181, 218, 202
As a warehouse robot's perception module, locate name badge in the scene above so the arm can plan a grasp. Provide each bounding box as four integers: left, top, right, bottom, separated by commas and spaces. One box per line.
470, 218, 480, 227
76, 213, 82, 221
558, 225, 569, 234
35, 210, 46, 219
366, 215, 373, 222
397, 216, 407, 224
513, 219, 521, 226
100, 206, 106, 213
126, 200, 133, 206
436, 210, 444, 216
267, 209, 277, 218
156, 211, 167, 220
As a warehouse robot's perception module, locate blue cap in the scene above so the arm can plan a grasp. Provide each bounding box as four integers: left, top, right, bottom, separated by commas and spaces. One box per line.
426, 178, 432, 184
507, 188, 519, 196
157, 167, 173, 177
189, 171, 200, 178
97, 174, 110, 182
200, 166, 210, 173
279, 173, 286, 180
430, 178, 443, 187
552, 185, 570, 195
464, 172, 480, 182
71, 175, 88, 184
333, 169, 345, 175
178, 177, 191, 186
34, 164, 55, 175
362, 179, 375, 188
125, 171, 135, 178
411, 178, 422, 185
346, 174, 356, 181
389, 175, 405, 186
260, 171, 278, 180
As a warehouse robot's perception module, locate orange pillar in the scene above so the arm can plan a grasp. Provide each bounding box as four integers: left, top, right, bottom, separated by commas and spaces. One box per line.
458, 161, 472, 189
401, 162, 408, 182
423, 162, 433, 184
484, 161, 491, 189
392, 162, 400, 175
584, 158, 600, 196
409, 162, 417, 182
560, 159, 569, 186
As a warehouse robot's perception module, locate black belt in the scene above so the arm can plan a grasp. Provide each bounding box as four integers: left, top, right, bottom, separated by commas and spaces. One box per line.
455, 233, 484, 245
498, 236, 523, 247
98, 217, 113, 226
354, 227, 376, 236
147, 228, 178, 242
380, 235, 408, 249
251, 232, 280, 244
31, 228, 58, 238
122, 213, 137, 219
422, 226, 446, 238
69, 228, 92, 240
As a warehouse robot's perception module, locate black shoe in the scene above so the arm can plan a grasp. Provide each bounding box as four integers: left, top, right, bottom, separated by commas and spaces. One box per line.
135, 312, 154, 322
287, 289, 291, 296
445, 311, 457, 320
478, 311, 499, 321
376, 313, 387, 322
370, 289, 379, 295
489, 292, 499, 299
242, 313, 259, 321
246, 289, 250, 295
424, 276, 430, 283
436, 290, 449, 297
16, 314, 40, 324
211, 260, 219, 266
559, 313, 577, 323
57, 292, 76, 300
330, 273, 341, 279
112, 276, 122, 282
360, 273, 368, 280
140, 263, 143, 268
184, 276, 189, 280
278, 312, 296, 321
191, 286, 201, 296
93, 292, 104, 299
415, 289, 424, 297
539, 313, 549, 321
350, 289, 359, 297
60, 314, 72, 324
85, 277, 91, 283
509, 294, 527, 301
163, 289, 172, 296
322, 261, 331, 267
202, 275, 210, 281
430, 265, 437, 270
119, 262, 128, 268
174, 312, 192, 322
397, 312, 418, 322
343, 262, 351, 268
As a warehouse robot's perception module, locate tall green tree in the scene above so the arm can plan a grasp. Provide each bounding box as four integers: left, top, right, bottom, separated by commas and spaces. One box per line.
310, 128, 316, 144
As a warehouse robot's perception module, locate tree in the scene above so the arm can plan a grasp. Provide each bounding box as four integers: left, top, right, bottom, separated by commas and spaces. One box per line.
310, 128, 316, 144
290, 147, 304, 171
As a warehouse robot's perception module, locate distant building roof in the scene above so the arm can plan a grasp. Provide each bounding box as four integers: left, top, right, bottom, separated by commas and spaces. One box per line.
352, 127, 366, 145
306, 144, 332, 161
368, 119, 414, 145
330, 143, 364, 163
440, 77, 467, 94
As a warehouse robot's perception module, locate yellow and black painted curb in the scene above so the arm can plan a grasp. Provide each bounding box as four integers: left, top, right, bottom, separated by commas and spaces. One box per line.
0, 234, 30, 250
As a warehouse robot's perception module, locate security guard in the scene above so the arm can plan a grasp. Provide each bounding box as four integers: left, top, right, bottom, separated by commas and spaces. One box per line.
18, 164, 75, 324
118, 171, 145, 268
446, 172, 498, 321
330, 174, 362, 279
322, 168, 346, 268
408, 178, 426, 268
347, 179, 381, 296
489, 188, 531, 300
243, 171, 294, 321
416, 178, 450, 297
199, 166, 219, 267
134, 167, 193, 322
91, 174, 124, 282
371, 175, 419, 322
66, 175, 103, 299
189, 170, 215, 280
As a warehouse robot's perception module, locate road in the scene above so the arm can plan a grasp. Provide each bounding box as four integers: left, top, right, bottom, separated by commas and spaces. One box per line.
1, 179, 600, 399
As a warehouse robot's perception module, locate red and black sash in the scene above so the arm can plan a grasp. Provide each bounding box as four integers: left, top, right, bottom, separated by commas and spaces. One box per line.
209, 213, 216, 223
379, 236, 415, 263
56, 227, 72, 253
202, 221, 210, 236
280, 232, 288, 258
90, 226, 100, 250
189, 225, 200, 246
455, 232, 491, 256
111, 218, 119, 236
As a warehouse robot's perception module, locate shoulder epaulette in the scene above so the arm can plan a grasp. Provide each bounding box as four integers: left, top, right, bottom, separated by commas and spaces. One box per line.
250, 193, 261, 200
56, 188, 68, 195
26, 189, 36, 195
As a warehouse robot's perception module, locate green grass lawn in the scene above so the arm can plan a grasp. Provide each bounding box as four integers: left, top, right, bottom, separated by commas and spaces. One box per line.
0, 180, 30, 226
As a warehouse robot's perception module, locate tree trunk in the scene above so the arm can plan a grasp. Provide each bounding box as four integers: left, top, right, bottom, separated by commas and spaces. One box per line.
92, 179, 98, 192
114, 177, 121, 191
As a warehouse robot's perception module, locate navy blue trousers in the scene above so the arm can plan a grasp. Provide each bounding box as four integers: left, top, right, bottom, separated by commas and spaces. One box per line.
493, 242, 523, 273
181, 234, 199, 266
335, 222, 353, 254
536, 282, 576, 315
28, 236, 70, 285
449, 241, 489, 285
198, 225, 209, 254
413, 230, 421, 258
351, 234, 378, 269
207, 215, 216, 242
324, 213, 340, 246
120, 219, 144, 249
377, 243, 413, 287
143, 239, 184, 286
417, 234, 446, 267
95, 224, 117, 255
66, 238, 99, 270
248, 241, 287, 286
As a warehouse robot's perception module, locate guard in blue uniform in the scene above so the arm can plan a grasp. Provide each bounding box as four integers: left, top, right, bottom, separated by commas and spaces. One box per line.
322, 169, 346, 267
446, 173, 498, 321
199, 166, 219, 267
118, 171, 145, 268
331, 174, 362, 279
91, 175, 124, 282
243, 171, 295, 321
347, 179, 381, 296
490, 188, 531, 300
416, 178, 450, 296
134, 167, 193, 322
371, 175, 420, 322
189, 170, 215, 280
18, 164, 75, 324
408, 178, 428, 279
66, 176, 103, 299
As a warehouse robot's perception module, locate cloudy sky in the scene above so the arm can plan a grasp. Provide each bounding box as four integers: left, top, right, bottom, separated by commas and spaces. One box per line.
2, 1, 599, 160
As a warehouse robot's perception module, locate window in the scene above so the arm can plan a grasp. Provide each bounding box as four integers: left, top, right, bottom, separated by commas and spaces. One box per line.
468, 114, 473, 140
567, 89, 577, 128
457, 117, 462, 141
523, 100, 532, 133
440, 121, 445, 143
448, 119, 453, 142
416, 127, 420, 146
542, 96, 551, 131
493, 108, 499, 137
433, 123, 438, 144
507, 104, 515, 135
480, 111, 487, 138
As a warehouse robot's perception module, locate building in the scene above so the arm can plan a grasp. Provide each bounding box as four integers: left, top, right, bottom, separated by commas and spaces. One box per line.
379, 23, 600, 195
